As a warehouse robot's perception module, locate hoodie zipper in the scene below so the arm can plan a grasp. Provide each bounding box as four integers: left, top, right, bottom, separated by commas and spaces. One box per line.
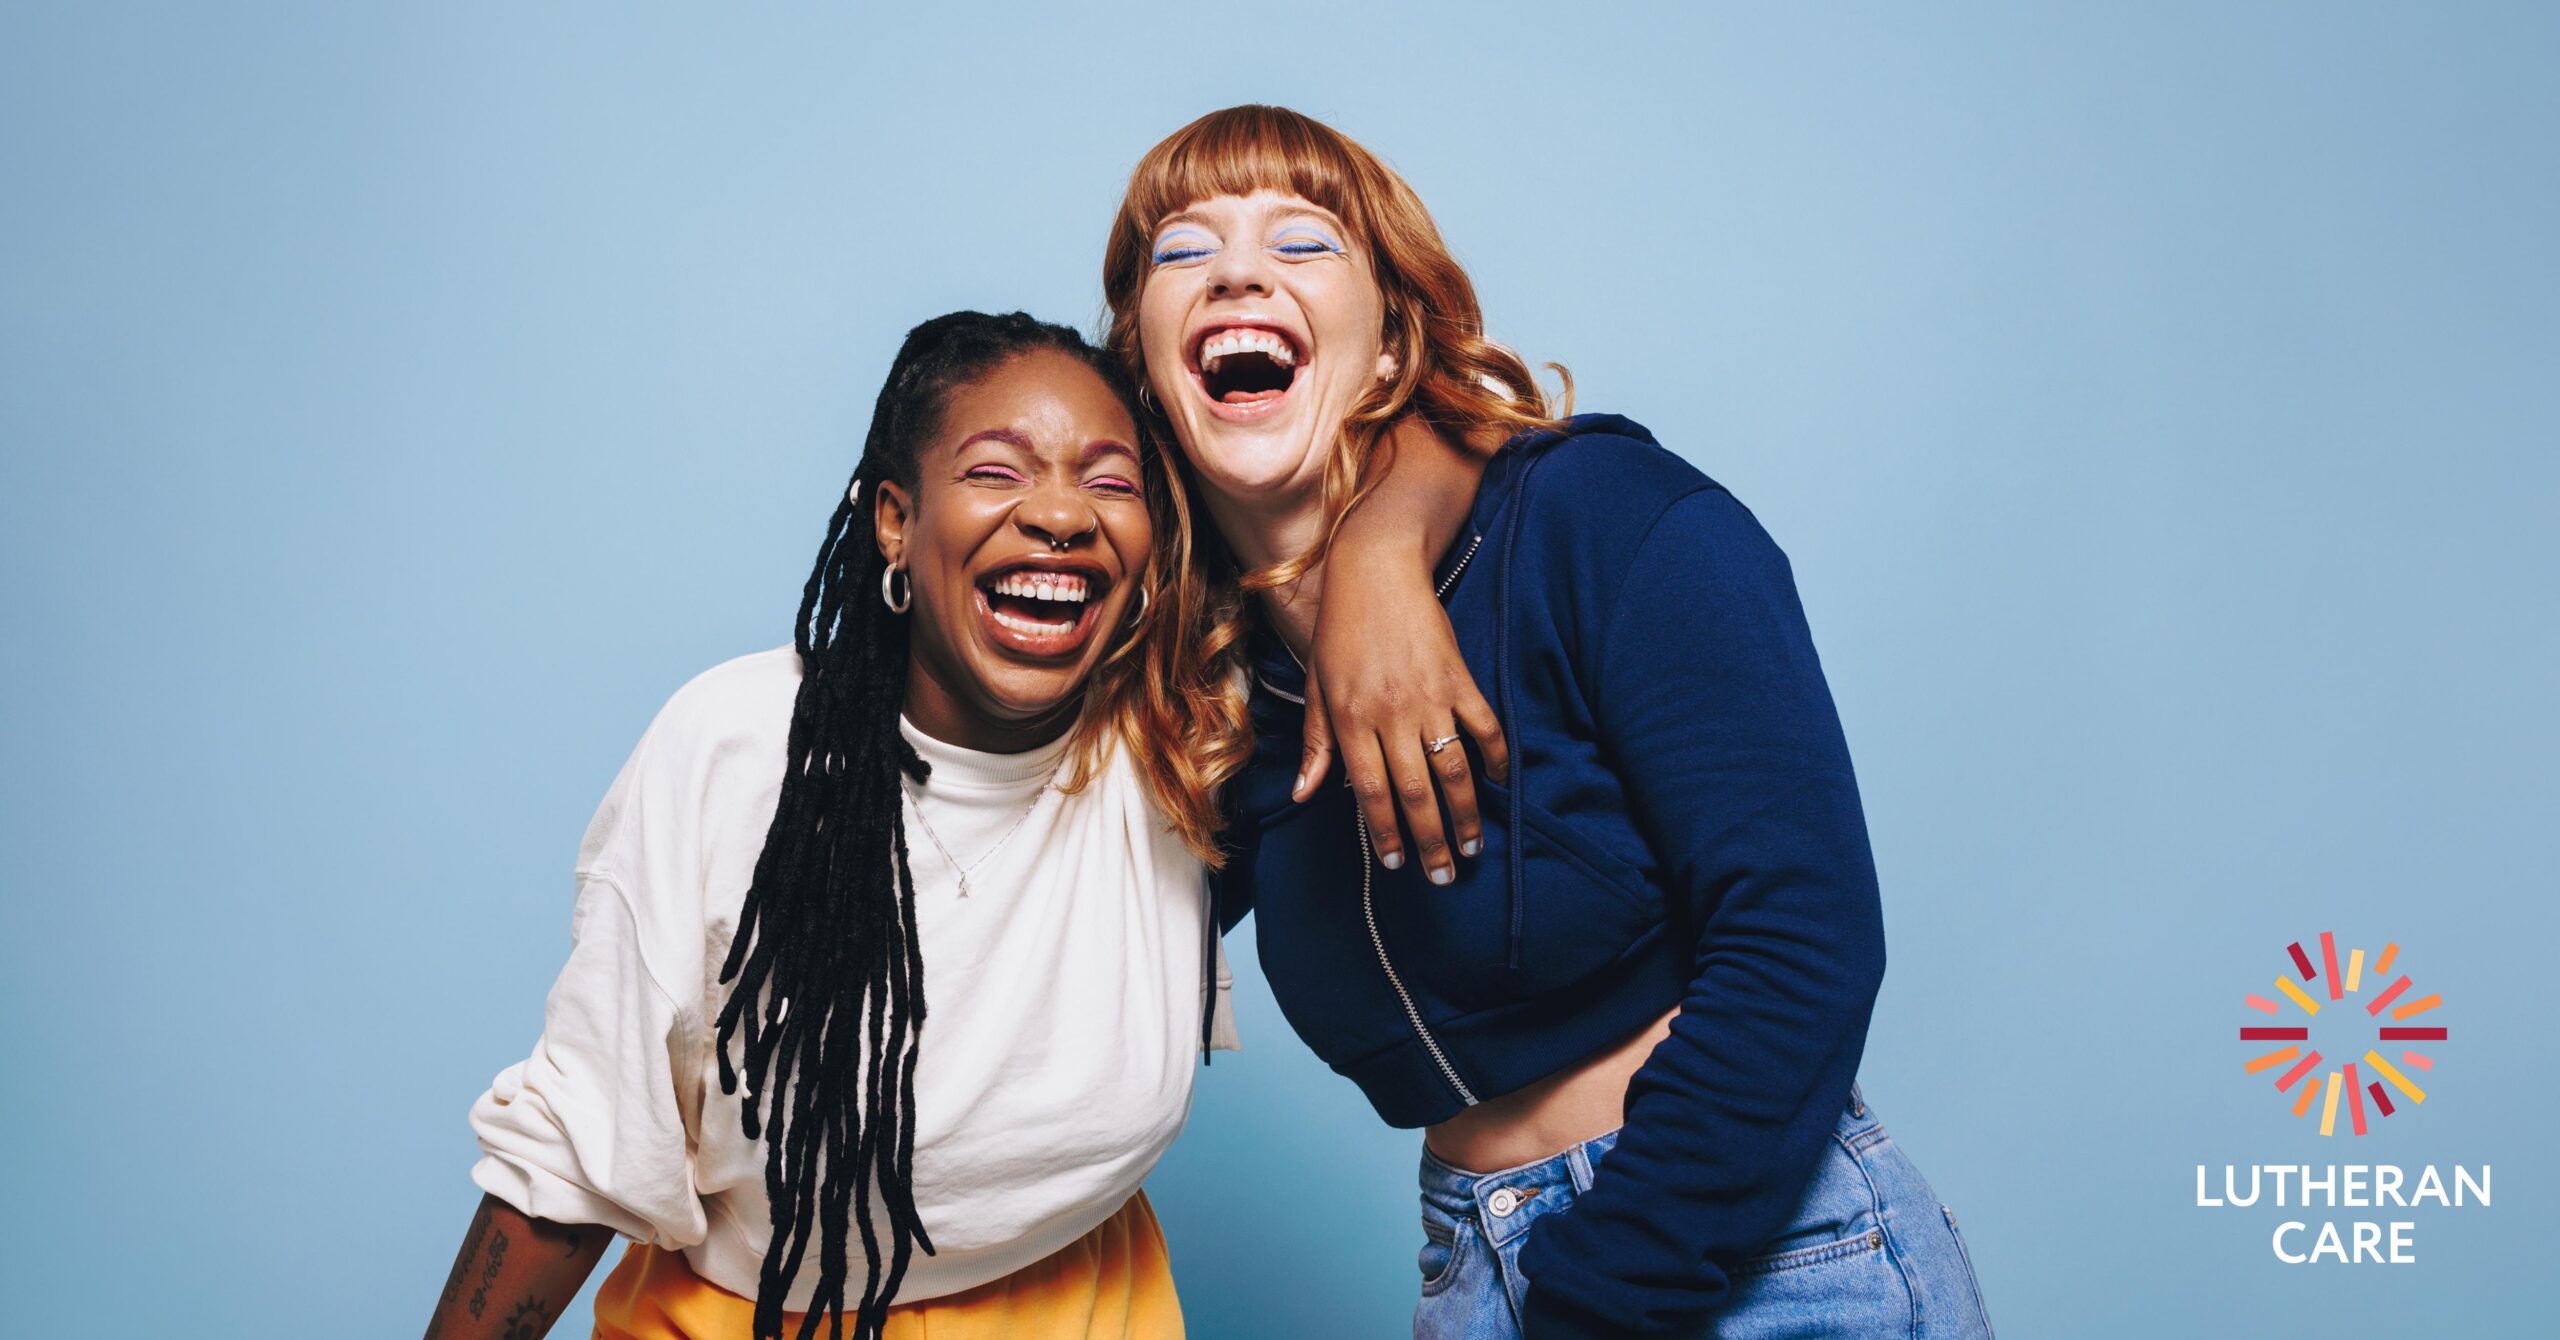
1358, 808, 1478, 1106
1253, 528, 1490, 1107
1359, 526, 1485, 1108
1434, 530, 1484, 599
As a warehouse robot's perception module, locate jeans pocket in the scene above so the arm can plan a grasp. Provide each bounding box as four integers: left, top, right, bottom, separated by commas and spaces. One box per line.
1940, 1205, 1997, 1337
1737, 1226, 1886, 1277
1752, 1131, 1877, 1261
1418, 1215, 1472, 1296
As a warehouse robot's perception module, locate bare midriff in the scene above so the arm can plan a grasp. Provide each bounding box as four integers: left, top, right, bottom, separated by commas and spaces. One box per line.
1423, 1005, 1681, 1174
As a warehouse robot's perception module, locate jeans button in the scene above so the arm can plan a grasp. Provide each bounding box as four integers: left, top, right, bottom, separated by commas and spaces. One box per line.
1488, 1188, 1521, 1217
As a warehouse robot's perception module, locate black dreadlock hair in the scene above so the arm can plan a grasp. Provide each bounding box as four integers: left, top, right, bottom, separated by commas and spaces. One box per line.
715, 311, 1145, 1340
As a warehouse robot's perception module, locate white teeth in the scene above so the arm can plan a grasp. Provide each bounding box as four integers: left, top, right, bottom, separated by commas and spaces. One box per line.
1199, 328, 1298, 370
991, 610, 1078, 636
988, 571, 1089, 603
985, 569, 1098, 639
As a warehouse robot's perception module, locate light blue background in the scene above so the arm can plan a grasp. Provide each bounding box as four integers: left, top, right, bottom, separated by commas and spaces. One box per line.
4, 3, 2552, 1335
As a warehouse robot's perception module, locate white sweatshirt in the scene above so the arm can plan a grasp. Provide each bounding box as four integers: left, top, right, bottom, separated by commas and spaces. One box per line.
469, 646, 1236, 1308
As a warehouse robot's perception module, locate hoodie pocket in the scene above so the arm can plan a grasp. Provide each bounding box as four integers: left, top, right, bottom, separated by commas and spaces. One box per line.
1374, 774, 1662, 1015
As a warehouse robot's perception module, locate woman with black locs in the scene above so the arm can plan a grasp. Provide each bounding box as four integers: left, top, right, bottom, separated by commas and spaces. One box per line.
421, 311, 1299, 1340
421, 308, 1499, 1340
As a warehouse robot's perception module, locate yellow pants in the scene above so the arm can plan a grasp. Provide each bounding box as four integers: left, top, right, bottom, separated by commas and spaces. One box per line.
592, 1191, 1184, 1340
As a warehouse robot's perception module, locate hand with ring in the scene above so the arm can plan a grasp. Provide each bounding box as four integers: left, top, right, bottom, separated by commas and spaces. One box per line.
1293, 417, 1510, 887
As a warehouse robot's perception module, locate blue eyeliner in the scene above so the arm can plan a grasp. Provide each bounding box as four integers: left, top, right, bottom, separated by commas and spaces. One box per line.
1268, 223, 1346, 257
1151, 221, 1348, 264
1152, 227, 1218, 265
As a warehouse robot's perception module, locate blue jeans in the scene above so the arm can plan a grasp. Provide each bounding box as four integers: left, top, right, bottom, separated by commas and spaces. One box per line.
1414, 1083, 1996, 1339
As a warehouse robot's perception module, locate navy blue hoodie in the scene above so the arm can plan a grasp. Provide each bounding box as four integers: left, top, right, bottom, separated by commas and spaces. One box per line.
1216, 415, 1888, 1336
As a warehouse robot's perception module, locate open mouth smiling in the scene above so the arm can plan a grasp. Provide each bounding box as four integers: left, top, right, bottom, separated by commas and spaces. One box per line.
974, 559, 1112, 657
1189, 322, 1306, 420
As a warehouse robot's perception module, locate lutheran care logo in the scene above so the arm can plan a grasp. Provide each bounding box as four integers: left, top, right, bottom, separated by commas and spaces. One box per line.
2238, 934, 2444, 1135
2200, 934, 2484, 1264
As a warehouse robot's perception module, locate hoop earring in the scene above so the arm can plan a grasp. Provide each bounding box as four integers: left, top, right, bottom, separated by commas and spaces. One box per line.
1133, 585, 1149, 621
881, 563, 911, 614
1136, 382, 1158, 415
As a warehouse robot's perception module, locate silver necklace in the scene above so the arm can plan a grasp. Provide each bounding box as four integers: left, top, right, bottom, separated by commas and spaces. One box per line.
901, 778, 1050, 898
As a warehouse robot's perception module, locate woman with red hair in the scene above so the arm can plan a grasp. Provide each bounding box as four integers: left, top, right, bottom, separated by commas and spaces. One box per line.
1105, 106, 1997, 1339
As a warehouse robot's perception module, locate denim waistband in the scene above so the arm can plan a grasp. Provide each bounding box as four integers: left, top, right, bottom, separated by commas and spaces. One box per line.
1417, 1081, 1876, 1249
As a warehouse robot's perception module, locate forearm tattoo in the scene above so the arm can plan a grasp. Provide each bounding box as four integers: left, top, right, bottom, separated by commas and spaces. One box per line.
468, 1228, 510, 1319
500, 1297, 551, 1340
429, 1201, 595, 1340
427, 1199, 496, 1340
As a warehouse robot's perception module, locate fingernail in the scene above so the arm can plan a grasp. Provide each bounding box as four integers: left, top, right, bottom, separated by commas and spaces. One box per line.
1460, 838, 1481, 857
1382, 850, 1404, 870
1293, 772, 1309, 795
1430, 866, 1453, 886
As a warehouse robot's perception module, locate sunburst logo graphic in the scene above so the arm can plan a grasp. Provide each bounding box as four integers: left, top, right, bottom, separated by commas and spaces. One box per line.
2239, 934, 2445, 1135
